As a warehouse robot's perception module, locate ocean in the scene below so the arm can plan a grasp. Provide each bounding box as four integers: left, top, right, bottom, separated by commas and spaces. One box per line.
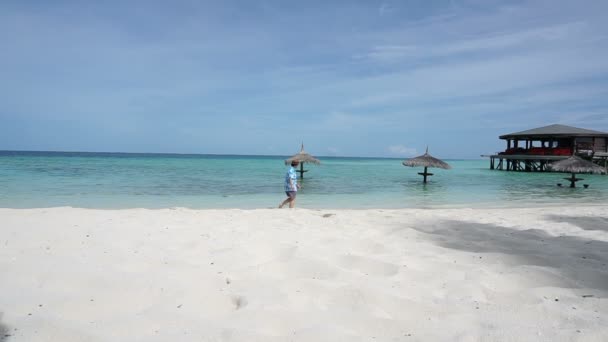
1, 151, 607, 209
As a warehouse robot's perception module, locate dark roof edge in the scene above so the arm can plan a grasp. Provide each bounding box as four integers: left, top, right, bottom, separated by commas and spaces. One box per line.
499, 124, 608, 139
500, 132, 608, 139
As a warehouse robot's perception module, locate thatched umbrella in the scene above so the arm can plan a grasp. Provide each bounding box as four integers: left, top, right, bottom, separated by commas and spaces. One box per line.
548, 155, 606, 188
402, 147, 451, 183
285, 143, 320, 178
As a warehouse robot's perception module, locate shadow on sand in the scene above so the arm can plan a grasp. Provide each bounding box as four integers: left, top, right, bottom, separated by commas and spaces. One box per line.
409, 220, 608, 295
0, 313, 10, 341
546, 214, 608, 233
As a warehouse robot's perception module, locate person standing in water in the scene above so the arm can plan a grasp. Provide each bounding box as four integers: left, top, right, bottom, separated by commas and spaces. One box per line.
279, 160, 300, 208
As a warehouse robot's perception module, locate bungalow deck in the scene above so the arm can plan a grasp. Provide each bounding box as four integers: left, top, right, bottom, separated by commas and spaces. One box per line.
485, 124, 608, 172
484, 154, 569, 171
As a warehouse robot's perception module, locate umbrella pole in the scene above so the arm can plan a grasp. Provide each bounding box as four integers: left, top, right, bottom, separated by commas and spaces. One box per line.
562, 172, 583, 188
570, 173, 576, 188
300, 162, 304, 179
416, 166, 435, 183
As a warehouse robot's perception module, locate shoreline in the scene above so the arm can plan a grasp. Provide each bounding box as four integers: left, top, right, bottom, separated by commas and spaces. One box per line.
1, 206, 607, 341
2, 200, 608, 211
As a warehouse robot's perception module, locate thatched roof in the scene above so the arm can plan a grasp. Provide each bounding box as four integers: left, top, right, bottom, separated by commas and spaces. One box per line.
500, 124, 608, 139
284, 143, 321, 165
548, 155, 606, 174
402, 148, 451, 169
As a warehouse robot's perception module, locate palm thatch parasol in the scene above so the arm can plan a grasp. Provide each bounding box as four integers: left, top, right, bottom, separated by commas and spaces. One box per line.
548, 155, 606, 188
285, 143, 320, 178
402, 147, 451, 183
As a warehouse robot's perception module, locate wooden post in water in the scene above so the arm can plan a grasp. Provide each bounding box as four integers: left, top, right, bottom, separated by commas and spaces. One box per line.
564, 172, 583, 188
418, 166, 434, 183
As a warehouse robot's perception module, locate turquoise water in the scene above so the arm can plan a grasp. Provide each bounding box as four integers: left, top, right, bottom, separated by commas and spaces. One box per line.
1, 151, 607, 209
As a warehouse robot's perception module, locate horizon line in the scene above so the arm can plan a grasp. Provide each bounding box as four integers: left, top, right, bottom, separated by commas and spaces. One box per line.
0, 149, 485, 161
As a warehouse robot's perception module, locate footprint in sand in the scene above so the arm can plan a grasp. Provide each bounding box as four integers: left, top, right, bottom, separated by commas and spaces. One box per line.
231, 295, 247, 310
337, 254, 399, 276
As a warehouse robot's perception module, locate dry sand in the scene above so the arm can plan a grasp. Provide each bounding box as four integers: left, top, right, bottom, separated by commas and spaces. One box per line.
1, 206, 607, 341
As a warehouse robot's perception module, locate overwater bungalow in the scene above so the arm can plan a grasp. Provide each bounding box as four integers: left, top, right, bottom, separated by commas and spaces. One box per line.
486, 124, 608, 172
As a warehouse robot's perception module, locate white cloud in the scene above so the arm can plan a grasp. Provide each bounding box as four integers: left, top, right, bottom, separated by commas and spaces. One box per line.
354, 45, 418, 62
326, 147, 341, 156
388, 145, 417, 156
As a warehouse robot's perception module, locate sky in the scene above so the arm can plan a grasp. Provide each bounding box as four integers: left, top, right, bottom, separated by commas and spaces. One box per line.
1, 0, 607, 158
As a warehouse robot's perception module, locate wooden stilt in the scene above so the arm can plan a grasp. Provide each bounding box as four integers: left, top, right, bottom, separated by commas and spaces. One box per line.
563, 172, 583, 188
417, 166, 434, 183
297, 162, 309, 178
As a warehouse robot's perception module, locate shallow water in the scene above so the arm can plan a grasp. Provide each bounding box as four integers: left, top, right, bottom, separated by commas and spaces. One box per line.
1, 151, 606, 209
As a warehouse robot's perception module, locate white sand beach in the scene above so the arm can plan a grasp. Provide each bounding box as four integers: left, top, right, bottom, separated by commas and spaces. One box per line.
1, 206, 607, 341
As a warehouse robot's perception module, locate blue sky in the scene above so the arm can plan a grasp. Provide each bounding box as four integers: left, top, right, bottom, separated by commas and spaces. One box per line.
1, 0, 607, 158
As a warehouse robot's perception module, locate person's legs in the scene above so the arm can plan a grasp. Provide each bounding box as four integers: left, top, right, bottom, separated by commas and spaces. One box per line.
279, 197, 291, 208
279, 192, 295, 208
288, 192, 297, 208
279, 192, 297, 208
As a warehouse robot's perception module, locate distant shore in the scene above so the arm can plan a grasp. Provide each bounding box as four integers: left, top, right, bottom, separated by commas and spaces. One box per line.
1, 206, 607, 341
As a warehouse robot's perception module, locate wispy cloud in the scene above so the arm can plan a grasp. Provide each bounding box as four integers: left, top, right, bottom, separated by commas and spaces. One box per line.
326, 147, 341, 156
388, 145, 417, 157
358, 21, 592, 63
